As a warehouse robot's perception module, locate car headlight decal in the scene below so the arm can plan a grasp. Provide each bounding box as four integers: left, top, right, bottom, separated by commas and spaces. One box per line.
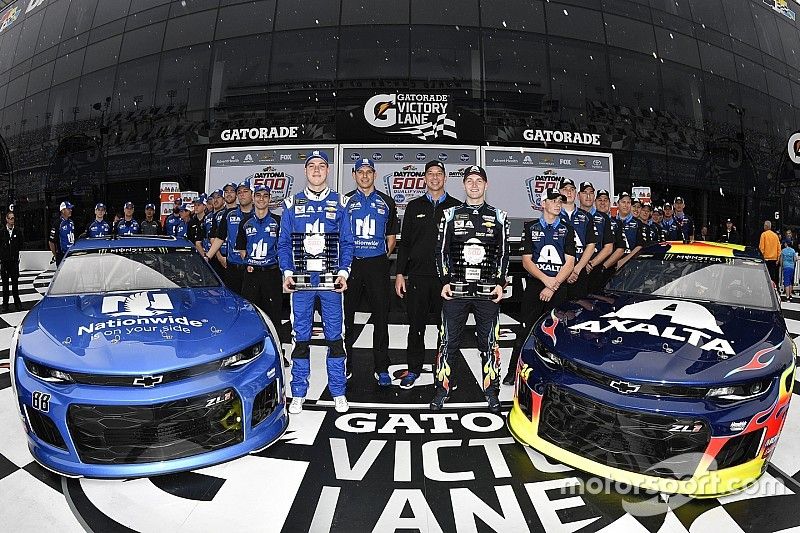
220, 340, 265, 368
706, 378, 772, 402
534, 339, 562, 370
25, 359, 76, 384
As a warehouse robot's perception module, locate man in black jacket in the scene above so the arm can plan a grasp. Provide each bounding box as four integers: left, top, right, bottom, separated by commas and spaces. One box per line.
394, 160, 460, 389
0, 211, 24, 312
719, 218, 739, 244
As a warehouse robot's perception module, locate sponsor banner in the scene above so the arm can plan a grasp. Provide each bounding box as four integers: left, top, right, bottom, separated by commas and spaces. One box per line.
0, 3, 21, 34
764, 0, 796, 21
363, 93, 457, 140
482, 147, 614, 221
205, 145, 336, 214
339, 145, 479, 218
209, 123, 331, 143
632, 186, 651, 205
485, 125, 606, 147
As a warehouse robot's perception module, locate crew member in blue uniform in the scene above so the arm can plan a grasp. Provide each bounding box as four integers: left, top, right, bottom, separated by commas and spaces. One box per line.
660, 202, 681, 241
638, 202, 660, 244
673, 196, 695, 242
171, 204, 191, 238
503, 189, 576, 385
206, 181, 254, 295
236, 184, 283, 338
598, 189, 627, 287
86, 203, 111, 237
164, 198, 183, 237
343, 158, 400, 385
433, 165, 509, 412
278, 150, 354, 415
651, 206, 666, 242
578, 184, 613, 294
115, 201, 140, 235
615, 191, 649, 270
209, 183, 238, 272
202, 189, 224, 277
48, 201, 75, 266
559, 178, 596, 300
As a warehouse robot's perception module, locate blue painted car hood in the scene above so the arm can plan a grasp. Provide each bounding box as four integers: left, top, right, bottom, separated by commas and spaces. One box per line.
19, 287, 270, 374
535, 292, 790, 384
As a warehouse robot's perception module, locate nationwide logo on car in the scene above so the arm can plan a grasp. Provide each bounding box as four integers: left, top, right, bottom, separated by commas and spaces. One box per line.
385, 165, 425, 214
79, 292, 205, 337
102, 292, 173, 317
0, 6, 21, 34
251, 167, 295, 208
363, 93, 457, 140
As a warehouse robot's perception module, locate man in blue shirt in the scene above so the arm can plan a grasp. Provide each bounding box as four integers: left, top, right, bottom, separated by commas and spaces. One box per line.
115, 201, 140, 235
343, 158, 400, 386
615, 191, 648, 270
164, 198, 183, 237
236, 184, 283, 339
660, 202, 681, 241
206, 181, 255, 296
48, 201, 75, 266
597, 189, 628, 289
673, 196, 694, 242
559, 178, 596, 300
86, 203, 111, 237
171, 204, 191, 238
503, 189, 576, 385
278, 150, 354, 415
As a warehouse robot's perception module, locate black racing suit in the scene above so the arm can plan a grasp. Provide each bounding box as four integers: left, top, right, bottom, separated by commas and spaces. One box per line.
435, 202, 509, 396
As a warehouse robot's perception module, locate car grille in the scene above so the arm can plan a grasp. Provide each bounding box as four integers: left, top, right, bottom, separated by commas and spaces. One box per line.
562, 360, 709, 399
539, 386, 711, 479
26, 407, 67, 450
67, 388, 243, 465
252, 381, 279, 428
711, 429, 764, 470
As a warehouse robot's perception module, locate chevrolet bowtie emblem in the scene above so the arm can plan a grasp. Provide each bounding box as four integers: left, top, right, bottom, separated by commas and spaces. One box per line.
610, 380, 640, 394
133, 375, 163, 387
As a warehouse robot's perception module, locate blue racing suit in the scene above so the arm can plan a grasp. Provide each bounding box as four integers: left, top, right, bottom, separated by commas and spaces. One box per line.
86, 219, 111, 237
278, 187, 354, 398
115, 218, 140, 235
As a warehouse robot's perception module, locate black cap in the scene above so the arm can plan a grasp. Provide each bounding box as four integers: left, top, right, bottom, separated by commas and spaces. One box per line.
631, 198, 642, 206
425, 160, 446, 173
674, 196, 684, 203
544, 189, 567, 202
726, 218, 732, 223
463, 165, 487, 181
579, 181, 594, 192
596, 189, 610, 198
618, 191, 631, 200
654, 207, 664, 214
558, 177, 576, 189
640, 202, 652, 210
663, 202, 672, 208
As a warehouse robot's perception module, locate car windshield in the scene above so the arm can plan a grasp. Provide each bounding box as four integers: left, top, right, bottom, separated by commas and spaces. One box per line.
48, 246, 221, 295
607, 255, 777, 310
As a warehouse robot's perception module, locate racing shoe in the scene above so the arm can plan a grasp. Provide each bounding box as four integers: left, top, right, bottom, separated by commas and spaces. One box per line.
399, 372, 418, 389
430, 389, 449, 410
288, 397, 305, 414
334, 395, 349, 413
486, 391, 501, 414
375, 372, 392, 387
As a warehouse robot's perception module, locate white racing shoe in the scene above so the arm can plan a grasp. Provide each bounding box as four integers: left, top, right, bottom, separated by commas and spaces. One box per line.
288, 397, 305, 414
333, 396, 349, 413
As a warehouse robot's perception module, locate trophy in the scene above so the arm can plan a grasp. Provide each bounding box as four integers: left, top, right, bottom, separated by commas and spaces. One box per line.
449, 238, 499, 299
290, 232, 342, 290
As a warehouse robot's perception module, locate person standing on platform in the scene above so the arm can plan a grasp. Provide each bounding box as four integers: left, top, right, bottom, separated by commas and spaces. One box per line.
237, 184, 283, 338
206, 181, 254, 295
719, 218, 739, 244
48, 201, 75, 266
86, 203, 111, 237
638, 203, 659, 244
394, 160, 460, 389
0, 210, 24, 312
343, 158, 400, 385
140, 203, 162, 235
209, 183, 238, 271
171, 204, 192, 239
204, 189, 226, 278
559, 179, 596, 300
188, 195, 208, 255
432, 165, 509, 412
115, 202, 140, 235
660, 203, 681, 241
596, 189, 626, 288
579, 184, 613, 294
781, 242, 797, 301
502, 189, 576, 385
760, 220, 781, 286
615, 192, 649, 270
279, 150, 353, 414
673, 196, 694, 242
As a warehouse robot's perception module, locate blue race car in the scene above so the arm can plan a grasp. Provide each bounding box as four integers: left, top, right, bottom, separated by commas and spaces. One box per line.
9, 236, 287, 478
508, 242, 795, 497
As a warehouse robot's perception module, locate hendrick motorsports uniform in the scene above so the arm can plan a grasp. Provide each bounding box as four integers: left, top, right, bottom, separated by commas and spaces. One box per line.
675, 212, 694, 241
586, 206, 613, 293
49, 216, 75, 266
619, 212, 648, 255
343, 188, 400, 377
215, 206, 254, 295
86, 219, 111, 238
203, 209, 225, 277
115, 217, 140, 235
600, 214, 627, 287
236, 210, 283, 338
164, 211, 182, 237
560, 204, 596, 300
435, 202, 509, 403
660, 216, 682, 241
278, 187, 354, 400
210, 206, 231, 273
187, 213, 206, 250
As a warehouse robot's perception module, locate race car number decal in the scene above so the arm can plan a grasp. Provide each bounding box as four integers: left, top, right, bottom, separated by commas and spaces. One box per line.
32, 391, 51, 412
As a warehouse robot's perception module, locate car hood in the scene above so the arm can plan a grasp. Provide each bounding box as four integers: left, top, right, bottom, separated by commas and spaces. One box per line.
19, 287, 271, 374
535, 292, 790, 384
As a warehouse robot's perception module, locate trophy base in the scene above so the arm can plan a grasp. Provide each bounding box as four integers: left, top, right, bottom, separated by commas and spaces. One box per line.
450, 282, 496, 300
293, 274, 341, 291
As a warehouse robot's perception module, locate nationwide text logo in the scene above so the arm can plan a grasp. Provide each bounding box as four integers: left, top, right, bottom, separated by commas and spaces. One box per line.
364, 93, 457, 140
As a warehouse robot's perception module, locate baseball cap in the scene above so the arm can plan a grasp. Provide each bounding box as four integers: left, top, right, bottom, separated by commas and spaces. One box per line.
543, 189, 567, 202
94, 203, 106, 210
617, 191, 631, 201
640, 202, 652, 210
463, 165, 487, 181
223, 182, 238, 191
145, 203, 155, 210
726, 218, 733, 223
305, 150, 329, 166
179, 203, 192, 212
193, 194, 207, 205
353, 158, 375, 172
59, 201, 74, 211
253, 184, 271, 193
173, 197, 183, 204
579, 181, 594, 192
124, 201, 134, 209
596, 189, 610, 198
663, 202, 673, 208
674, 196, 685, 203
559, 177, 576, 189
425, 160, 446, 173
237, 179, 252, 191
209, 188, 223, 198
654, 207, 664, 214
